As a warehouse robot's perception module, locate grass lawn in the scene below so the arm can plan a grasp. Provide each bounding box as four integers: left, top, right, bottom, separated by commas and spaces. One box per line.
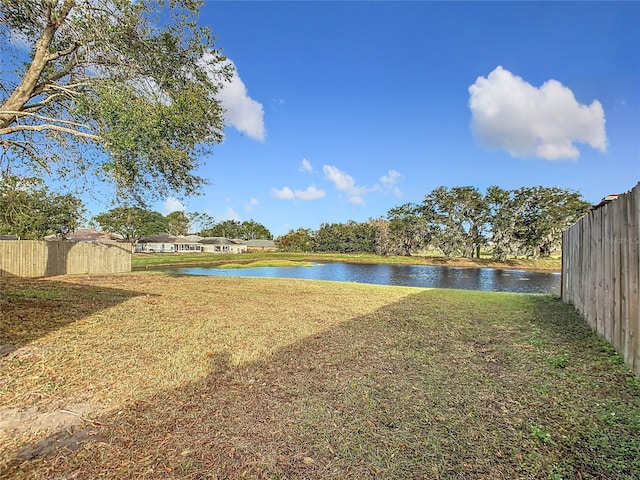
1, 273, 638, 479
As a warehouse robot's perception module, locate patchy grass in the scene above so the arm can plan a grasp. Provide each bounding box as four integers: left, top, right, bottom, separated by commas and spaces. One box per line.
1, 273, 638, 479
132, 252, 562, 272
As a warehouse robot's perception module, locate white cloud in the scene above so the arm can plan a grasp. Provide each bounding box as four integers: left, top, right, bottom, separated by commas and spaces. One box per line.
322, 165, 372, 204
468, 66, 607, 160
272, 185, 325, 200
380, 170, 403, 197
200, 54, 265, 142
299, 158, 313, 172
295, 185, 325, 200
162, 196, 186, 214
221, 208, 240, 221
271, 186, 295, 199
244, 198, 259, 212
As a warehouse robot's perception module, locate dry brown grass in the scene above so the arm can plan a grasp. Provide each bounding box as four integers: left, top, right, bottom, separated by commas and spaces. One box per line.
1, 273, 638, 479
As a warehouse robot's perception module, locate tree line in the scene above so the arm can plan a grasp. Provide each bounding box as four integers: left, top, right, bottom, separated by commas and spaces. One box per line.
1, 180, 589, 259
0, 179, 273, 243
276, 185, 591, 259
92, 208, 273, 244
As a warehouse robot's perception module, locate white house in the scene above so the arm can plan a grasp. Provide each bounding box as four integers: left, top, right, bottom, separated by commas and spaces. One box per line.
199, 237, 247, 254
135, 234, 202, 253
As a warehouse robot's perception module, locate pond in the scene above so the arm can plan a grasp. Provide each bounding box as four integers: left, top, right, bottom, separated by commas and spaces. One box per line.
160, 262, 560, 294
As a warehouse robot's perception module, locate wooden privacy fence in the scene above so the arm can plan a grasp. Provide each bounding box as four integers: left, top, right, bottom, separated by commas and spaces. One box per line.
562, 182, 639, 375
0, 241, 132, 278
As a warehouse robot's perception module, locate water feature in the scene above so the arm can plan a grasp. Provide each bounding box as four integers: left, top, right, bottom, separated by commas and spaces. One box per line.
159, 262, 560, 294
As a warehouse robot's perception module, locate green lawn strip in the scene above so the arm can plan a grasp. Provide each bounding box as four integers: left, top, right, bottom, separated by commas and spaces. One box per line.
1, 275, 637, 479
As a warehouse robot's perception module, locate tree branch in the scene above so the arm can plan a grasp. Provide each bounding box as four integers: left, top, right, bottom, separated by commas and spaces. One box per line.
0, 124, 102, 142
0, 139, 49, 172
22, 93, 69, 113
45, 42, 81, 63
0, 0, 76, 129
0, 111, 92, 129
33, 55, 81, 95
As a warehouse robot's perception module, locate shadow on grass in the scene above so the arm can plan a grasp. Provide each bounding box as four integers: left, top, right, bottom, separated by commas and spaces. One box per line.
3, 289, 639, 479
0, 277, 145, 357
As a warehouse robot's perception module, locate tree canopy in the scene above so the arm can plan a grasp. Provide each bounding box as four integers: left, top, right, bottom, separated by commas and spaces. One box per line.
0, 0, 230, 202
0, 175, 84, 239
199, 219, 273, 240
93, 207, 168, 244
275, 185, 591, 259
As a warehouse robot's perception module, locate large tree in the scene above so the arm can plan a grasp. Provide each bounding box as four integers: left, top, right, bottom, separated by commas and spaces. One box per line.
0, 0, 230, 202
385, 203, 430, 256
93, 207, 168, 244
513, 186, 590, 258
0, 175, 84, 239
275, 228, 313, 252
422, 186, 488, 258
200, 219, 273, 240
166, 211, 190, 237
313, 221, 377, 254
485, 185, 522, 261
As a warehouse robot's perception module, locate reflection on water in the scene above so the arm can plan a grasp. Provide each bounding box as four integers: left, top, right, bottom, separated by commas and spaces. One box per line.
160, 262, 560, 294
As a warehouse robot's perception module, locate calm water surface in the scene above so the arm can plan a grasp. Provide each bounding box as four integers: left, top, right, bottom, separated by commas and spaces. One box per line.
161, 262, 560, 294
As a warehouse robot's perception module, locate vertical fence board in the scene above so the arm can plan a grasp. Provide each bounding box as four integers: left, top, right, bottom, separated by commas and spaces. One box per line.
627, 186, 639, 371
562, 182, 640, 376
0, 241, 131, 278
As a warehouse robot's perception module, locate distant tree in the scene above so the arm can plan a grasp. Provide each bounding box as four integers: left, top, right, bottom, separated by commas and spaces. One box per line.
312, 223, 339, 252
0, 175, 84, 239
241, 219, 273, 240
200, 219, 272, 240
200, 220, 241, 238
313, 221, 376, 253
0, 0, 231, 203
350, 221, 378, 253
385, 203, 430, 256
368, 217, 391, 255
166, 211, 190, 237
93, 207, 168, 244
422, 186, 488, 258
513, 186, 589, 258
190, 212, 216, 234
276, 228, 313, 252
485, 185, 521, 261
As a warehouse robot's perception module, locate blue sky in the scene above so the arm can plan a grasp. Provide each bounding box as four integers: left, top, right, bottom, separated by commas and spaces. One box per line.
119, 2, 640, 235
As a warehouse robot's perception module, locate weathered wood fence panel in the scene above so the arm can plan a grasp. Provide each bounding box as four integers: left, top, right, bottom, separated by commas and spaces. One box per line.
562, 182, 640, 375
0, 241, 132, 278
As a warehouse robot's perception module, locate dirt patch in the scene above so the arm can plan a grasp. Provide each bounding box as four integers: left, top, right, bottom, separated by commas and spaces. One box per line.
0, 402, 106, 477
0, 403, 96, 435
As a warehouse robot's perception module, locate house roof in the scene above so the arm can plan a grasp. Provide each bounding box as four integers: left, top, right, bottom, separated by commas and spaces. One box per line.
137, 233, 192, 243
246, 239, 276, 247
44, 228, 121, 242
199, 236, 245, 245
591, 194, 620, 210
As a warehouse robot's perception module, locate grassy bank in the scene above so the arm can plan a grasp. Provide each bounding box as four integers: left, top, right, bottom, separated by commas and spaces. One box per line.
1, 273, 638, 479
133, 251, 562, 272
